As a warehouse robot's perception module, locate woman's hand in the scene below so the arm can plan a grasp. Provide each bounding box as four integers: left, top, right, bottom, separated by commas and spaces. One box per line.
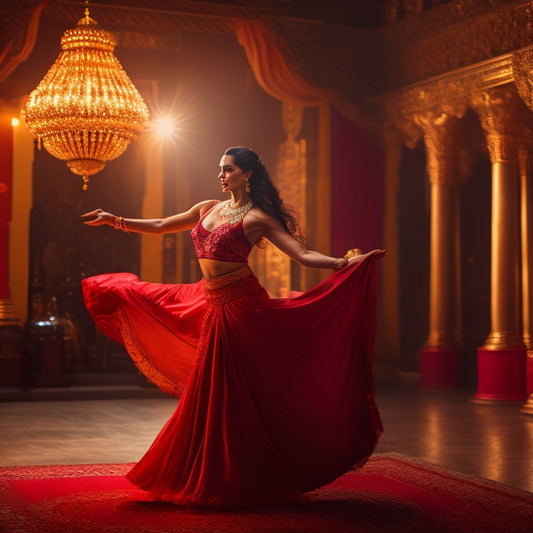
81, 209, 113, 227
347, 249, 387, 264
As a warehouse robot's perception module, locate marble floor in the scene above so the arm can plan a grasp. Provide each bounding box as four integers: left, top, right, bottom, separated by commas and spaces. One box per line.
1, 384, 532, 494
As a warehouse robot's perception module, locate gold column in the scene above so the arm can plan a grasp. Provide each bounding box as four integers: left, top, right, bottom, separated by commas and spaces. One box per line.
140, 140, 164, 283
273, 102, 306, 295
519, 144, 533, 414
250, 102, 306, 296
486, 153, 522, 348
137, 81, 163, 284
471, 86, 527, 402
416, 111, 463, 387
11, 99, 33, 324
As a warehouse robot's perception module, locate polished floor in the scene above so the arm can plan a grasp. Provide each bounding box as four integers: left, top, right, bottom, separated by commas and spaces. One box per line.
0, 384, 532, 494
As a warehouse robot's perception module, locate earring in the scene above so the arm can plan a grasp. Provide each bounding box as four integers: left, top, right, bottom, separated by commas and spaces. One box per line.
245, 181, 251, 193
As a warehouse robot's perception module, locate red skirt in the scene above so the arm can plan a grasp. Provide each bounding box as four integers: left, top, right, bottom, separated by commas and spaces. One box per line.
81, 252, 383, 508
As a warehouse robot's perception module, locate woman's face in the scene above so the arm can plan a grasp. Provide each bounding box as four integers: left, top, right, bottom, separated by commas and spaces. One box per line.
219, 155, 251, 194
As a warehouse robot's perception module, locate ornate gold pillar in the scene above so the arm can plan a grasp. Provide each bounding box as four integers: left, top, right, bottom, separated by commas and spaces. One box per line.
274, 102, 306, 295
415, 111, 463, 388
519, 144, 533, 414
471, 86, 527, 402
250, 102, 307, 296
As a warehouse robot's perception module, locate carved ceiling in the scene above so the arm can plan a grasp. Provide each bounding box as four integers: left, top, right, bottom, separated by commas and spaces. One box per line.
2, 1, 533, 114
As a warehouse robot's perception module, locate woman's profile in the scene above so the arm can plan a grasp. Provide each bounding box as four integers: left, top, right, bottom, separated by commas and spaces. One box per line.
81, 145, 385, 509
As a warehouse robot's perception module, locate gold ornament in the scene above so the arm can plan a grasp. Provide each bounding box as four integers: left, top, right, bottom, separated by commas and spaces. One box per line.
23, 5, 149, 190
218, 200, 254, 224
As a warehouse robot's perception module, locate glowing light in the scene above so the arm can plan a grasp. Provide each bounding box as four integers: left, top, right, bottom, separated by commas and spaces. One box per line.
153, 116, 176, 138
11, 117, 20, 127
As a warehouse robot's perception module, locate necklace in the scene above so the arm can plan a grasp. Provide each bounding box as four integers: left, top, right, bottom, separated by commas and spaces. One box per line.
218, 199, 254, 224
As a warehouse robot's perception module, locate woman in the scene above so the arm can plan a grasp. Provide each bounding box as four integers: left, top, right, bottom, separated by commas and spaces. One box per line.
81, 146, 385, 509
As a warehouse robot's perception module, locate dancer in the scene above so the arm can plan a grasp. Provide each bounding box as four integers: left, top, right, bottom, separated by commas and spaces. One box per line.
81, 145, 385, 509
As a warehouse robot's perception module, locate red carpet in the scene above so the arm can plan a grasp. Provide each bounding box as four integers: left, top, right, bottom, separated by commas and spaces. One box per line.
1, 454, 531, 532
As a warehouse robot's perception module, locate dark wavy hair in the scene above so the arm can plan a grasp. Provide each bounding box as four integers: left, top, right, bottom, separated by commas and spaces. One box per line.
224, 146, 304, 243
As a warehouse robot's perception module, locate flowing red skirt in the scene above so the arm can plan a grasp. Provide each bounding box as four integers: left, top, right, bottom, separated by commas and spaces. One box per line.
81, 252, 383, 508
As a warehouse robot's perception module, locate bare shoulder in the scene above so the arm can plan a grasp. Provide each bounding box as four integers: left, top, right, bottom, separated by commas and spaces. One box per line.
242, 206, 284, 244
245, 206, 279, 230
194, 199, 221, 216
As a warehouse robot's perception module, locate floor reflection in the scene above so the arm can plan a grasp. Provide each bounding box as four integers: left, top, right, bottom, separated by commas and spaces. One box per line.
0, 385, 532, 493
374, 385, 533, 493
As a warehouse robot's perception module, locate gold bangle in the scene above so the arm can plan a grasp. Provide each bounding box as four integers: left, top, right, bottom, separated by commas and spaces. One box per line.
333, 256, 349, 270
112, 216, 130, 234
120, 217, 130, 234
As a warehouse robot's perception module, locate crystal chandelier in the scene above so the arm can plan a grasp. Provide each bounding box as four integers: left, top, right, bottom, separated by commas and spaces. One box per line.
24, 5, 149, 190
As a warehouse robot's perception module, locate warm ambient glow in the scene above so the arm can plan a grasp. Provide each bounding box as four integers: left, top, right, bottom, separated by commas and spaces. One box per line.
23, 7, 148, 190
153, 116, 176, 138
11, 117, 20, 127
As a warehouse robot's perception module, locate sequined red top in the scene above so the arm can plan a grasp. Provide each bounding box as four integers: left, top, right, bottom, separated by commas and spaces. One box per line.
191, 205, 252, 263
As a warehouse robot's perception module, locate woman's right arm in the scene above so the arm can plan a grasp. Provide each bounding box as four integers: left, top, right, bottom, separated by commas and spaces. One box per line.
81, 200, 220, 235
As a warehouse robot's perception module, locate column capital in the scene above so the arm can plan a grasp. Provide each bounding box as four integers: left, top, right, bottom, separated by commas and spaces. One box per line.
413, 110, 461, 185
471, 85, 521, 163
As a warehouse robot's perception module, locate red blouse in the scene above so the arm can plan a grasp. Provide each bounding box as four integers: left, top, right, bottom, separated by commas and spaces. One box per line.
190, 207, 252, 263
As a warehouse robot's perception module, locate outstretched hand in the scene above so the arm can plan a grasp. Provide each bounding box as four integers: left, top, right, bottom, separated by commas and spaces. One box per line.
81, 209, 111, 227
347, 249, 387, 264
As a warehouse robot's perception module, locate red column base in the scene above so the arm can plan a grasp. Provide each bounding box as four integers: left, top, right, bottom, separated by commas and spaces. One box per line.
420, 346, 459, 388
474, 346, 527, 402
526, 350, 533, 394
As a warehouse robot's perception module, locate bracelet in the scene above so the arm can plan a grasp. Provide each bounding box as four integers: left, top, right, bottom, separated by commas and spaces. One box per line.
333, 256, 349, 270
112, 216, 131, 234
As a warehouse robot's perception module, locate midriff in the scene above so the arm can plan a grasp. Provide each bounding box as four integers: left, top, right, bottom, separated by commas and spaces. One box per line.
198, 258, 248, 278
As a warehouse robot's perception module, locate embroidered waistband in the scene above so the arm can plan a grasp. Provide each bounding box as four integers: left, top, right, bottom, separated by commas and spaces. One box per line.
203, 266, 262, 304
203, 265, 253, 289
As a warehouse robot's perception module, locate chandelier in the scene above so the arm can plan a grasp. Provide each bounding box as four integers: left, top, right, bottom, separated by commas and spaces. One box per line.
24, 5, 149, 190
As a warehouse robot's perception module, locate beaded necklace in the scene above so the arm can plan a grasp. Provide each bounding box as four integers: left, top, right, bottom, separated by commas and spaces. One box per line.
218, 199, 254, 224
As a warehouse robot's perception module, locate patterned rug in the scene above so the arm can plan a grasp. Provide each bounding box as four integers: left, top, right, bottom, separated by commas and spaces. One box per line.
0, 454, 531, 532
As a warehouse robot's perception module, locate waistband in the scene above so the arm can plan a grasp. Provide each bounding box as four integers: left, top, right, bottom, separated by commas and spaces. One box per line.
203, 265, 262, 304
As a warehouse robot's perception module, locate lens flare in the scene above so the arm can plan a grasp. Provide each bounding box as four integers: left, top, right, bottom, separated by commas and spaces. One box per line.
153, 116, 176, 138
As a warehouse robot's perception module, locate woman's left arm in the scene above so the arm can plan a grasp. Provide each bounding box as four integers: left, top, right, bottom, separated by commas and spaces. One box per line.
262, 217, 347, 270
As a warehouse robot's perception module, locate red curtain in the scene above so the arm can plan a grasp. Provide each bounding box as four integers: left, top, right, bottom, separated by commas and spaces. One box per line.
330, 106, 383, 256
